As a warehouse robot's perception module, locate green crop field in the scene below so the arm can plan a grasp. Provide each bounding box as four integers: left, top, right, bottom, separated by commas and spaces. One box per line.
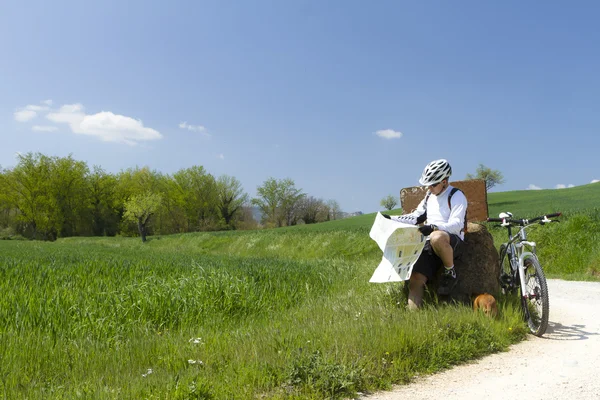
487, 181, 600, 218
1, 183, 598, 399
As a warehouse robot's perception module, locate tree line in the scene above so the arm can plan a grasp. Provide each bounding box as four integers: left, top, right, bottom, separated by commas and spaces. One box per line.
0, 152, 342, 241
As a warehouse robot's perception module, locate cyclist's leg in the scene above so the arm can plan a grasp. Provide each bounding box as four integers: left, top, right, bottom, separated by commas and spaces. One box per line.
408, 272, 428, 310
430, 232, 462, 295
429, 231, 460, 267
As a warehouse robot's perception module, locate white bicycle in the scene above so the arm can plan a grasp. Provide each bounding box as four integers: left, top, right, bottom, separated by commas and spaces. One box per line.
487, 212, 561, 336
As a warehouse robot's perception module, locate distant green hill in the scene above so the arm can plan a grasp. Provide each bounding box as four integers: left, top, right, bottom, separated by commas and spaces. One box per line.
487, 181, 600, 219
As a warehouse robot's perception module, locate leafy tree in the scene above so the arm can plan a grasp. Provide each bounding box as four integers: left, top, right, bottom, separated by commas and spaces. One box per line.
252, 178, 304, 227
252, 178, 280, 227
4, 152, 54, 239
88, 166, 119, 236
123, 192, 162, 242
380, 194, 398, 211
466, 164, 505, 191
116, 166, 164, 200
279, 178, 305, 226
2, 153, 92, 239
116, 166, 166, 235
159, 177, 188, 234
48, 154, 90, 237
216, 175, 248, 228
171, 166, 218, 231
325, 199, 342, 220
0, 167, 17, 230
297, 196, 326, 224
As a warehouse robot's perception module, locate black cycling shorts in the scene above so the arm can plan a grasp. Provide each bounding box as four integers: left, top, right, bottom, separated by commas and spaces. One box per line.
411, 233, 463, 281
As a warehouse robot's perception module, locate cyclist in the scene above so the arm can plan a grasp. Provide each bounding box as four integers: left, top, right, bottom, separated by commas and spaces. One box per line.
383, 159, 468, 309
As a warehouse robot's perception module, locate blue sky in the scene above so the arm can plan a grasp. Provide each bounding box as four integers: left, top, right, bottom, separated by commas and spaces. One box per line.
1, 0, 599, 214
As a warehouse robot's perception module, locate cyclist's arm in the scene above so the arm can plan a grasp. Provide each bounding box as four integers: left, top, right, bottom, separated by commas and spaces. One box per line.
435, 191, 467, 234
389, 196, 427, 225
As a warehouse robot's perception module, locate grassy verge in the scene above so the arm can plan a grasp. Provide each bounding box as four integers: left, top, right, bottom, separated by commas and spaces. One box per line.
0, 226, 529, 399
484, 208, 600, 281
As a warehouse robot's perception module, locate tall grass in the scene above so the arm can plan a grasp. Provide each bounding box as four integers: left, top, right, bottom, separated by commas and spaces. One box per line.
0, 228, 527, 399
484, 208, 600, 281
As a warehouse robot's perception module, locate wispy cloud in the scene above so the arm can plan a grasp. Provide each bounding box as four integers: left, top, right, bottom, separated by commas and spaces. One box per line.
179, 121, 210, 137
14, 109, 38, 122
592, 179, 599, 184
15, 101, 162, 145
32, 125, 58, 132
40, 103, 161, 145
527, 184, 543, 190
218, 153, 225, 160
555, 184, 574, 189
375, 129, 403, 139
14, 101, 52, 122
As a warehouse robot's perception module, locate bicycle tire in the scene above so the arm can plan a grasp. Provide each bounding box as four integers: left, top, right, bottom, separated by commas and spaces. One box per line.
519, 255, 549, 336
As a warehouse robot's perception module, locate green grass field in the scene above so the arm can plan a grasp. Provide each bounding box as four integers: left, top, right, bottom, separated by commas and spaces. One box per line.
1, 183, 598, 399
487, 181, 600, 218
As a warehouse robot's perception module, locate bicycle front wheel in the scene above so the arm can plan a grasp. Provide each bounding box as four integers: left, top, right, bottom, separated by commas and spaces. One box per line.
519, 255, 549, 336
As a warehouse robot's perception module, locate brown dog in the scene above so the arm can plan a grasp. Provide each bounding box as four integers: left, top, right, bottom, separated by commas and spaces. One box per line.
473, 293, 498, 318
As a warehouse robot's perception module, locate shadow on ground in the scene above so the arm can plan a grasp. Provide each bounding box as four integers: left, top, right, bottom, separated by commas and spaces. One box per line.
544, 321, 599, 341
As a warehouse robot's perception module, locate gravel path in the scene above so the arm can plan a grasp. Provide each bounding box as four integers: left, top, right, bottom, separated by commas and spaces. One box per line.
363, 279, 600, 400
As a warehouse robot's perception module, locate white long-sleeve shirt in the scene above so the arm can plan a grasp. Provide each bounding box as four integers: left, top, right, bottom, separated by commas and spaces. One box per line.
391, 185, 468, 240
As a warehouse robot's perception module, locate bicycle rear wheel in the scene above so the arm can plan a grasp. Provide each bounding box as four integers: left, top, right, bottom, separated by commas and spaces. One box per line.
519, 255, 549, 336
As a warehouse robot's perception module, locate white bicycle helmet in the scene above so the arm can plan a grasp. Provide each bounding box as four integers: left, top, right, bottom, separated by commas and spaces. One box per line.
419, 159, 452, 186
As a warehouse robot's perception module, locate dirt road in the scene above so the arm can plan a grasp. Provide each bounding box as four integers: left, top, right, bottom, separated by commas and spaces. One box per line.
363, 279, 600, 400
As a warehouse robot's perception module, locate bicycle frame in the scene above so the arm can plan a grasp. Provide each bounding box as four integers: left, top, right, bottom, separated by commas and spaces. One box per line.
503, 222, 538, 299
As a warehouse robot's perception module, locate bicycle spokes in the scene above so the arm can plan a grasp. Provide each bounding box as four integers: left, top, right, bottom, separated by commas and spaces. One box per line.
520, 259, 549, 336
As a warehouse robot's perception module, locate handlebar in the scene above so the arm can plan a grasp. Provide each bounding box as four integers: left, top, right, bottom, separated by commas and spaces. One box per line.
544, 212, 562, 219
487, 212, 562, 226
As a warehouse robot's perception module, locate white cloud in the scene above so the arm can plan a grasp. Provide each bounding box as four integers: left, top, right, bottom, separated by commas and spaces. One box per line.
32, 125, 58, 132
375, 129, 403, 139
47, 104, 86, 131
80, 112, 162, 145
179, 121, 210, 136
555, 184, 575, 189
14, 109, 38, 122
591, 179, 599, 183
17, 100, 161, 145
14, 102, 52, 121
527, 184, 543, 190
25, 105, 48, 112
47, 103, 162, 145
218, 153, 225, 160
